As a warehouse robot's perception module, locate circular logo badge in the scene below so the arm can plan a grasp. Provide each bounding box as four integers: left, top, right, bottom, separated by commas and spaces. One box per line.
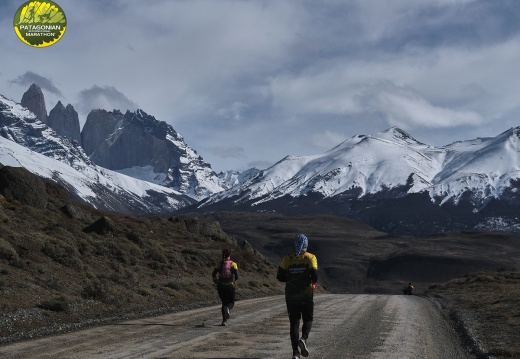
13, 1, 67, 48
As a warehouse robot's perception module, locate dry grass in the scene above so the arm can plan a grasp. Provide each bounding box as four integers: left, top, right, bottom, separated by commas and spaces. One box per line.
427, 270, 520, 358
0, 188, 283, 344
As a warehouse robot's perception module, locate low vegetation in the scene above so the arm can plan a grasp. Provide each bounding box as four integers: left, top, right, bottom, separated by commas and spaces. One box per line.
0, 175, 283, 344
427, 270, 520, 358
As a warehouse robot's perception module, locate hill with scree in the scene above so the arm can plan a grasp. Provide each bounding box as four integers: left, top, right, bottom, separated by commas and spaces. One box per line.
0, 163, 282, 344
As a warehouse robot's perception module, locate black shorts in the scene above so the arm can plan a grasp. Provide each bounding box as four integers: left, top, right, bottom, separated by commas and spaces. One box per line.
286, 299, 314, 323
217, 282, 235, 306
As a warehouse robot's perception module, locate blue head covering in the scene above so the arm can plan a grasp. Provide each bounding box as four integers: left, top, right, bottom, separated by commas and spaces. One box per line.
294, 234, 308, 257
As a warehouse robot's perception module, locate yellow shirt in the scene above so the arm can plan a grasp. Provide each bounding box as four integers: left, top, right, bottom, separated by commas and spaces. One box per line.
279, 252, 318, 303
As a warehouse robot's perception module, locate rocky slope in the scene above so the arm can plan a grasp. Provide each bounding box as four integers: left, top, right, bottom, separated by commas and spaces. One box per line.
81, 108, 225, 201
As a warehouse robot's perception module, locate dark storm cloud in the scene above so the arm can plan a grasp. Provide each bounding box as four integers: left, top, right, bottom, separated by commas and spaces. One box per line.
10, 72, 63, 96
76, 85, 138, 115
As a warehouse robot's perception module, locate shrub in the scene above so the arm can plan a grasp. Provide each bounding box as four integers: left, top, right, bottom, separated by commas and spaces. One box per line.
248, 280, 260, 288
38, 296, 71, 313
81, 279, 116, 304
138, 288, 151, 296
0, 238, 18, 262
127, 231, 144, 246
181, 248, 198, 256
12, 232, 46, 252
164, 281, 182, 290
43, 239, 83, 269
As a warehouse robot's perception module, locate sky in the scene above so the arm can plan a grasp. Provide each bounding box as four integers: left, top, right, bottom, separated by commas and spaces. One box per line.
1, 0, 520, 172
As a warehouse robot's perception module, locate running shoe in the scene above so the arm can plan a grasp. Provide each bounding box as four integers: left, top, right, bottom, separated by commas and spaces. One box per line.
298, 338, 309, 357
225, 306, 230, 320
292, 350, 300, 359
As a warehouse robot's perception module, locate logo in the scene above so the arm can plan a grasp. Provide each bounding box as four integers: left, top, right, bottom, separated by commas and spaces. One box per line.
13, 1, 67, 48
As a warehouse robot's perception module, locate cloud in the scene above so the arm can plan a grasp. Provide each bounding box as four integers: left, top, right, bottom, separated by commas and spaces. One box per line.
311, 130, 348, 149
359, 83, 485, 129
206, 146, 245, 159
217, 102, 249, 122
10, 71, 62, 96
76, 85, 138, 115
2, 0, 520, 172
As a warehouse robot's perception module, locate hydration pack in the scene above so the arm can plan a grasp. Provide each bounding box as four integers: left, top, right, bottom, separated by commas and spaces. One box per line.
221, 259, 233, 279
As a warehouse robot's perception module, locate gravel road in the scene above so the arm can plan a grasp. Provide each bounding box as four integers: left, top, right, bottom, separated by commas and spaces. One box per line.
0, 294, 470, 359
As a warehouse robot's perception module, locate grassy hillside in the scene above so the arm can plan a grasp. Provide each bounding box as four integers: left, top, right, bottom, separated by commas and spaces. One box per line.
426, 270, 520, 358
0, 167, 283, 343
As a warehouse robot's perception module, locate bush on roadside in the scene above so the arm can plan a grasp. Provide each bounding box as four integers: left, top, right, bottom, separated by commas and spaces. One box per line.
38, 296, 71, 313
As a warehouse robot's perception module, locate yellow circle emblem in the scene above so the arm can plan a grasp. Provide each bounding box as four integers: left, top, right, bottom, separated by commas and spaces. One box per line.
13, 1, 67, 48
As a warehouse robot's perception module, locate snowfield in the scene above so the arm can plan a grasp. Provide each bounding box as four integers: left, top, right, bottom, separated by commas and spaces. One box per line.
202, 127, 520, 210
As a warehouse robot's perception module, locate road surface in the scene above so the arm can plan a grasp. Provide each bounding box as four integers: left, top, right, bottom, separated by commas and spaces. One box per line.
0, 294, 470, 359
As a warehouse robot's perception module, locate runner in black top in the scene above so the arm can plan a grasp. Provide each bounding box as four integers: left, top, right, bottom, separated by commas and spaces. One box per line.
212, 249, 239, 326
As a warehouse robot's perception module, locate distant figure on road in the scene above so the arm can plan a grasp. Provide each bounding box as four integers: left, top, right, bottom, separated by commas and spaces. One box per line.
403, 282, 414, 295
277, 234, 318, 359
212, 249, 239, 326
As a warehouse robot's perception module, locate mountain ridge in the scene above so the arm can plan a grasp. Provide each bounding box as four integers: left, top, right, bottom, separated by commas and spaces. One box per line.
0, 93, 195, 214
196, 126, 520, 235
4, 84, 520, 234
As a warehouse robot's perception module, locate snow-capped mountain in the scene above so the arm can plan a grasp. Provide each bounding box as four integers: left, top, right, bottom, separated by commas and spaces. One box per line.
5, 81, 520, 235
81, 108, 224, 201
217, 168, 263, 189
202, 127, 520, 206
198, 127, 520, 235
201, 128, 441, 205
429, 128, 520, 207
0, 94, 195, 213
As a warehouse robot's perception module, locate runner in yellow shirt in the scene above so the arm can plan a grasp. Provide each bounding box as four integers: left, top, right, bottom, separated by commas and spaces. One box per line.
277, 234, 318, 359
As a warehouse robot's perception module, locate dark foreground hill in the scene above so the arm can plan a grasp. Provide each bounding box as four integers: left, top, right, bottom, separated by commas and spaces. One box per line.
0, 164, 283, 344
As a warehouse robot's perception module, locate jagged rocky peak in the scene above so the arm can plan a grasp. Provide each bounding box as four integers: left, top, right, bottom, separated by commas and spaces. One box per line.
80, 107, 224, 200
47, 101, 81, 144
20, 83, 47, 123
382, 126, 412, 138
377, 126, 426, 145
81, 109, 125, 157
81, 109, 171, 169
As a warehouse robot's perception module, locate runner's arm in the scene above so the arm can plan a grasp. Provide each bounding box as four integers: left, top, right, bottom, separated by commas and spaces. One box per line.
276, 266, 287, 282
212, 267, 219, 282
232, 263, 239, 281
310, 268, 318, 283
